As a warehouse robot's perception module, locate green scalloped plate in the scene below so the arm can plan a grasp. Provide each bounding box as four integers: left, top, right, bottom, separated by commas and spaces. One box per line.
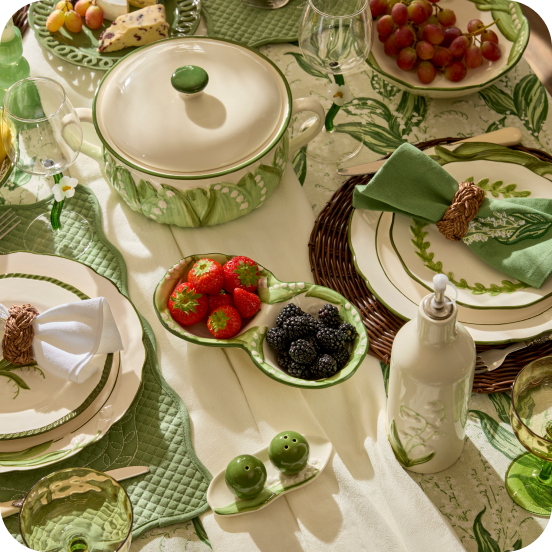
153, 253, 369, 389
28, 0, 201, 71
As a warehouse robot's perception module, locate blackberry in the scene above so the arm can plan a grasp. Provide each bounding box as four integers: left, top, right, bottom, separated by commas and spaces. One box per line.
332, 346, 350, 369
318, 304, 341, 329
266, 328, 289, 351
289, 339, 317, 365
310, 354, 338, 379
306, 335, 322, 353
282, 316, 310, 341
301, 313, 321, 336
288, 362, 309, 378
276, 303, 304, 327
339, 323, 358, 343
277, 351, 293, 371
316, 327, 346, 352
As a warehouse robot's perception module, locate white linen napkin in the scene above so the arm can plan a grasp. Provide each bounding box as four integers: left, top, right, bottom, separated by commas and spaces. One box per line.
0, 297, 123, 383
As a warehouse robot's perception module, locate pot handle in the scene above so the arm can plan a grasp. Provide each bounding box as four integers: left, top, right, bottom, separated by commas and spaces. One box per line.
74, 108, 103, 164
288, 97, 325, 161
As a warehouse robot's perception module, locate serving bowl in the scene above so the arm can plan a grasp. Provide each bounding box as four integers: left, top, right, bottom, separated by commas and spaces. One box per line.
153, 254, 369, 389
367, 0, 529, 99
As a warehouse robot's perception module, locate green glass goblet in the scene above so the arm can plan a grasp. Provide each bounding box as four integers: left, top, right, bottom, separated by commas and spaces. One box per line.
19, 467, 133, 552
507, 356, 552, 516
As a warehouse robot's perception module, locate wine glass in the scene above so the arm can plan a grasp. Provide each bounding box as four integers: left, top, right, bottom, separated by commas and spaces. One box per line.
298, 0, 372, 165
507, 356, 552, 516
19, 467, 133, 552
2, 77, 93, 259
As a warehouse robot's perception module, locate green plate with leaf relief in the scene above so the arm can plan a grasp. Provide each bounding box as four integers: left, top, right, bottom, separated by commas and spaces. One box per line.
29, 0, 201, 71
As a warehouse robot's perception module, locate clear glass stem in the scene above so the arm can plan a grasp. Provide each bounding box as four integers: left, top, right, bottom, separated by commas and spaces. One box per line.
325, 74, 345, 133
538, 460, 552, 484
50, 173, 64, 231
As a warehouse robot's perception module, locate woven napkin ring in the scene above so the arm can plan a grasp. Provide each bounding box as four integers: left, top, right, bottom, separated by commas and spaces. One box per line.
436, 181, 485, 241
1, 304, 39, 365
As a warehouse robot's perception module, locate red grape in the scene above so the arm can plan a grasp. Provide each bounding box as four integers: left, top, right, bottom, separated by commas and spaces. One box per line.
465, 45, 483, 68
481, 41, 502, 61
397, 47, 417, 71
407, 2, 428, 25
391, 3, 408, 25
74, 0, 91, 17
442, 26, 462, 47
427, 0, 440, 3
384, 34, 401, 56
481, 29, 499, 44
85, 4, 103, 29
467, 19, 484, 34
416, 40, 435, 60
378, 34, 388, 42
431, 46, 453, 67
417, 0, 433, 17
422, 23, 444, 45
370, 0, 388, 18
427, 14, 439, 24
437, 8, 456, 27
64, 9, 83, 32
377, 15, 395, 36
444, 60, 467, 82
450, 35, 469, 58
418, 61, 436, 84
394, 25, 415, 48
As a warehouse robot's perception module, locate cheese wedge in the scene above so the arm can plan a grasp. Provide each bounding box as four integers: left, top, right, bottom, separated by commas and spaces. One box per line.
97, 0, 129, 22
98, 5, 169, 54
128, 0, 156, 8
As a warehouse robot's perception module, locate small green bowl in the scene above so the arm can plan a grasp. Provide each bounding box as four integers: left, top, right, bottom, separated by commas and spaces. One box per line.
153, 253, 369, 389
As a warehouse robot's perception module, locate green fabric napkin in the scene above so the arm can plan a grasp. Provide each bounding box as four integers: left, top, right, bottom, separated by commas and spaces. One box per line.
352, 142, 552, 289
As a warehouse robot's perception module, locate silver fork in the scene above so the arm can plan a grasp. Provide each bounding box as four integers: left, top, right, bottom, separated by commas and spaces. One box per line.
475, 332, 552, 374
0, 209, 21, 240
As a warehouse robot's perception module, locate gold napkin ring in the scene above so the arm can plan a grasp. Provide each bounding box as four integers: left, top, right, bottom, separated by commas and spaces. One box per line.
2, 304, 39, 365
436, 182, 485, 241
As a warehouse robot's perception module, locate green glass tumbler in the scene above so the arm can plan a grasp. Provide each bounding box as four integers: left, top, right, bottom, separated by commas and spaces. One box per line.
19, 468, 133, 552
507, 356, 552, 516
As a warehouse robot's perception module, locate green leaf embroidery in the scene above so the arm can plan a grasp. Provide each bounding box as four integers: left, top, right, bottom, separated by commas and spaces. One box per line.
473, 177, 531, 198
473, 507, 501, 552
284, 52, 331, 82
514, 74, 549, 137
334, 122, 405, 155
396, 92, 429, 138
370, 71, 400, 101
292, 145, 307, 186
486, 116, 507, 134
512, 538, 523, 550
342, 97, 400, 137
192, 518, 212, 549
488, 392, 511, 425
479, 86, 517, 117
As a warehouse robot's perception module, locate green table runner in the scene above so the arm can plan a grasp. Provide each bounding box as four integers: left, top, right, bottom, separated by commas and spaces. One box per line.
0, 186, 212, 545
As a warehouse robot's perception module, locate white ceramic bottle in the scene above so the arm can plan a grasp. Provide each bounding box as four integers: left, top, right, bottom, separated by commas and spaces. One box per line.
387, 274, 476, 474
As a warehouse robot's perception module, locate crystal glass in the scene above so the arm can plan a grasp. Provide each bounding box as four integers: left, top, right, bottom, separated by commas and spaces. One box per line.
2, 77, 93, 259
20, 468, 133, 552
298, 0, 372, 165
507, 356, 552, 516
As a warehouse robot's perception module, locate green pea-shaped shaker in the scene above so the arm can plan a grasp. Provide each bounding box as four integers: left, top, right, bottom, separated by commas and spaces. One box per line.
269, 431, 309, 476
225, 454, 267, 500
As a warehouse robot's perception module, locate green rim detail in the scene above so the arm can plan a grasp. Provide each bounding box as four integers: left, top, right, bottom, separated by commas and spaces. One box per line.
0, 273, 114, 441
92, 37, 293, 180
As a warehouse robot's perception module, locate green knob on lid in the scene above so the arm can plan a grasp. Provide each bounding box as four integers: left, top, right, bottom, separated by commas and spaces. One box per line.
268, 431, 309, 476
171, 65, 209, 95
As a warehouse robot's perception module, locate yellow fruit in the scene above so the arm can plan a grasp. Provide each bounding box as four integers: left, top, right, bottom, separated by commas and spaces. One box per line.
46, 9, 65, 32
65, 10, 83, 33
56, 0, 74, 12
0, 117, 11, 165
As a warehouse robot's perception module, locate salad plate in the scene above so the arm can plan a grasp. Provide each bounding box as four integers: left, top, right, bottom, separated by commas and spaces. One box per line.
0, 253, 145, 472
207, 434, 332, 516
154, 253, 369, 389
28, 0, 201, 71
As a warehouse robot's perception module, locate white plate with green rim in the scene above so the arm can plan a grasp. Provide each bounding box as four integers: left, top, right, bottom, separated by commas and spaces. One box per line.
367, 0, 529, 99
207, 434, 332, 516
0, 273, 116, 440
0, 253, 145, 473
154, 253, 369, 389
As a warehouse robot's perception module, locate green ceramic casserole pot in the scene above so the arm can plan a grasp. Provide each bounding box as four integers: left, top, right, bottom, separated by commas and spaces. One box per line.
76, 36, 325, 227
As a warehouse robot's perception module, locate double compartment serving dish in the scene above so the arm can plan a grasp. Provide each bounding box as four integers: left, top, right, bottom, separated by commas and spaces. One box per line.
154, 254, 369, 389
76, 36, 324, 228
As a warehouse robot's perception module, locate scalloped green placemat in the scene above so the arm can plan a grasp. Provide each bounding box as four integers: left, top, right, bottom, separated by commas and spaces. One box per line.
202, 0, 306, 48
0, 186, 212, 544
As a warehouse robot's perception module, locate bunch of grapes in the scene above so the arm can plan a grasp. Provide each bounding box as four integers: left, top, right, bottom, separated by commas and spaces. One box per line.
46, 0, 104, 33
369, 0, 502, 85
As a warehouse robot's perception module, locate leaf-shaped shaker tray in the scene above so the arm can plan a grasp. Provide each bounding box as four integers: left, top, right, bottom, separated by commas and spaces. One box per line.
153, 253, 369, 389
207, 434, 332, 516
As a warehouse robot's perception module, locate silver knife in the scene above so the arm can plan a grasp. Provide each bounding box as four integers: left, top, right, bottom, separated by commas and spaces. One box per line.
0, 466, 149, 518
336, 127, 523, 176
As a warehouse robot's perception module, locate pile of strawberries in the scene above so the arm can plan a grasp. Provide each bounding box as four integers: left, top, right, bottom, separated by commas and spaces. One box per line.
168, 256, 261, 339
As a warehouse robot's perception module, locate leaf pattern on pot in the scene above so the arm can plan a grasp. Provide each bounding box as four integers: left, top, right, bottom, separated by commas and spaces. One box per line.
292, 145, 307, 186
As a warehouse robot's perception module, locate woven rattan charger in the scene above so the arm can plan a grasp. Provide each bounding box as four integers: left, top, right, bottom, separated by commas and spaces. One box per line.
309, 138, 552, 394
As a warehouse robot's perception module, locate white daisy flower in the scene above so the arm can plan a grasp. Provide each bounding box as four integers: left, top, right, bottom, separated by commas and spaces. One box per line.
52, 176, 78, 202
326, 83, 353, 106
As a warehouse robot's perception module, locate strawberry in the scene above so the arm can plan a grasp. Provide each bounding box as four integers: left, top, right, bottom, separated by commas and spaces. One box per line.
188, 258, 224, 295
233, 288, 260, 318
223, 256, 260, 293
168, 282, 208, 326
208, 289, 234, 314
207, 305, 242, 339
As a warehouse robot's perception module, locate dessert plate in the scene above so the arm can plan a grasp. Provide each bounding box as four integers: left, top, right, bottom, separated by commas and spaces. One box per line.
207, 434, 332, 516
0, 253, 145, 472
0, 274, 113, 440
154, 253, 369, 389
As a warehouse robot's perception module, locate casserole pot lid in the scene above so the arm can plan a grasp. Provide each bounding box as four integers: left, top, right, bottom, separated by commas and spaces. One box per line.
94, 37, 291, 177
